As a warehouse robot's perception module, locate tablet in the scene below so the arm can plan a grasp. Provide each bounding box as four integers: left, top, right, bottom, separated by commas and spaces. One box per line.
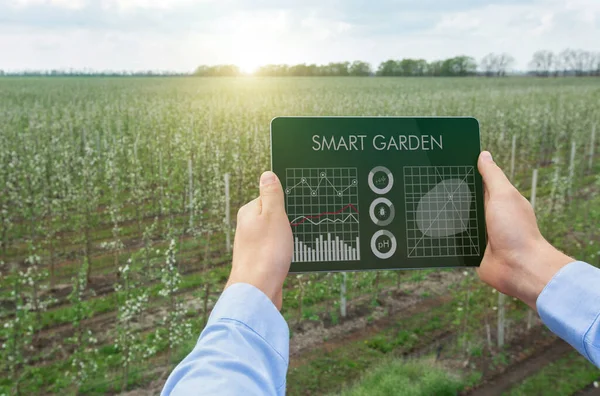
271, 117, 486, 272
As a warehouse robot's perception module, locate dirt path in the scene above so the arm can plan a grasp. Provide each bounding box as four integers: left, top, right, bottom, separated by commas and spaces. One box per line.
467, 338, 572, 396
120, 295, 455, 396
290, 293, 451, 365
118, 271, 462, 395
289, 270, 460, 358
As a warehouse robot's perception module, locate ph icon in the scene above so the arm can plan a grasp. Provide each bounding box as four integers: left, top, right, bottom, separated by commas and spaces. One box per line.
370, 230, 397, 259
379, 238, 390, 250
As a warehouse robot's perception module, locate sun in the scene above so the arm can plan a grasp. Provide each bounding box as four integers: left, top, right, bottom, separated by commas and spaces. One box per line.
238, 60, 262, 75
232, 35, 273, 74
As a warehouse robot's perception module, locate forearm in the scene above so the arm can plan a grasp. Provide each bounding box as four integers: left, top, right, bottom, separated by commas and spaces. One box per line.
536, 261, 600, 367
161, 283, 289, 396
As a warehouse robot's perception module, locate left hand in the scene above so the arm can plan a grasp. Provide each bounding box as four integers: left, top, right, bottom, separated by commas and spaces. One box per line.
225, 171, 293, 310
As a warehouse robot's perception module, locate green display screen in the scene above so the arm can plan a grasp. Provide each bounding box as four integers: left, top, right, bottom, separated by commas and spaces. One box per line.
271, 117, 486, 273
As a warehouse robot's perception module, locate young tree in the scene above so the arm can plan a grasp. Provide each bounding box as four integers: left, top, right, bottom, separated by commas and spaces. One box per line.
66, 259, 98, 391
75, 144, 100, 283
159, 239, 192, 364
128, 133, 149, 235
114, 258, 149, 392
1, 248, 53, 393
0, 150, 19, 265
0, 264, 34, 394
102, 146, 124, 276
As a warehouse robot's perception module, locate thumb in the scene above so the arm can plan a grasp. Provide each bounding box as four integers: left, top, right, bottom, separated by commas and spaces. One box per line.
477, 151, 512, 195
259, 171, 285, 215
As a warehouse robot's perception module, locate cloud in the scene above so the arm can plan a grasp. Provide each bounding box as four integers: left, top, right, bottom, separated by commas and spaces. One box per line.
0, 0, 598, 71
10, 0, 86, 10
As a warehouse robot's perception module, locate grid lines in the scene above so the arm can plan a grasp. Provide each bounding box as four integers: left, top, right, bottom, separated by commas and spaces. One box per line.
285, 167, 360, 262
404, 166, 480, 258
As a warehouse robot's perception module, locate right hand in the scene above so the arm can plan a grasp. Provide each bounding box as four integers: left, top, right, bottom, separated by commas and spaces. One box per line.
476, 151, 573, 309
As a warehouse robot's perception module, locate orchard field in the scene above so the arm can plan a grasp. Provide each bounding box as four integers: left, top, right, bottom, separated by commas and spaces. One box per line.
1, 76, 599, 395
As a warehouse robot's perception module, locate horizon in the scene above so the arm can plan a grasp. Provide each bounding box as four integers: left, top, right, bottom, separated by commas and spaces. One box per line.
1, 52, 597, 75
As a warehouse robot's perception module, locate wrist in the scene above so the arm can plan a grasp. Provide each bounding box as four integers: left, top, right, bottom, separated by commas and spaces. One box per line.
225, 272, 281, 309
519, 240, 574, 309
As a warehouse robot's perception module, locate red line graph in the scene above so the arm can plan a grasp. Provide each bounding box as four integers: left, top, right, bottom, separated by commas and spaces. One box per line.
290, 204, 359, 227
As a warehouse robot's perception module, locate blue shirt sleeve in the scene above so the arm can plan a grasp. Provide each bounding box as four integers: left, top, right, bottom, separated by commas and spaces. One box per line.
537, 261, 600, 367
161, 283, 289, 396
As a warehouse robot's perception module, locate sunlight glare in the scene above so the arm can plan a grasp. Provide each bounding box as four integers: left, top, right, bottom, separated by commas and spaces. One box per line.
238, 60, 261, 74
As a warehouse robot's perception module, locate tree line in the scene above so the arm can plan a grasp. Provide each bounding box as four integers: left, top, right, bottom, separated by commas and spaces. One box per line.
191, 49, 599, 77
0, 70, 187, 77
2, 48, 599, 77
529, 49, 600, 77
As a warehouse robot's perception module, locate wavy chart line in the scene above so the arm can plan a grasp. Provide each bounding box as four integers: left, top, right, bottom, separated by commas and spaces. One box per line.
290, 214, 359, 227
285, 174, 357, 196
290, 203, 359, 227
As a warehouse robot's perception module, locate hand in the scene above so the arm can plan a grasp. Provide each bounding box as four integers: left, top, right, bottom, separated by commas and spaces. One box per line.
225, 171, 293, 310
476, 151, 573, 309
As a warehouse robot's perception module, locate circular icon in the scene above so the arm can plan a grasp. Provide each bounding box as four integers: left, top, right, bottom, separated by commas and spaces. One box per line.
369, 197, 395, 226
370, 230, 397, 259
368, 166, 394, 194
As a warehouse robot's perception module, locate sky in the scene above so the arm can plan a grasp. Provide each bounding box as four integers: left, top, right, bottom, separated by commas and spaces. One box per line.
1, 0, 599, 72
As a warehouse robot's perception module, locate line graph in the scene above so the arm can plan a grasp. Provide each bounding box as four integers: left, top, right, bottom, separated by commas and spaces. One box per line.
285, 173, 358, 197
290, 204, 359, 227
286, 168, 360, 262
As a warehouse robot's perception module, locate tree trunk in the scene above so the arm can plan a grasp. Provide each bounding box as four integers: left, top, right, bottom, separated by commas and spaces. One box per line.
373, 272, 380, 301
298, 277, 304, 318
167, 291, 175, 365
463, 283, 471, 355
1, 221, 7, 266
84, 208, 92, 284
203, 282, 211, 327
122, 345, 129, 392
11, 273, 21, 396
340, 273, 347, 319
114, 250, 119, 280
49, 237, 55, 288
497, 293, 506, 348
204, 232, 212, 271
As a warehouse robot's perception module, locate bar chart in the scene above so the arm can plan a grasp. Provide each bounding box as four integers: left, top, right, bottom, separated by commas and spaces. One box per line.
285, 167, 360, 263
294, 235, 360, 263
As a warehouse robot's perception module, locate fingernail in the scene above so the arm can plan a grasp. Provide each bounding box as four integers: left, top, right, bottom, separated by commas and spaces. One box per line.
260, 171, 277, 186
481, 151, 493, 163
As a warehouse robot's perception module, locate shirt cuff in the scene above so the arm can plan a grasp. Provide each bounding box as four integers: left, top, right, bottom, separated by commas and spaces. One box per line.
537, 261, 600, 364
207, 283, 289, 364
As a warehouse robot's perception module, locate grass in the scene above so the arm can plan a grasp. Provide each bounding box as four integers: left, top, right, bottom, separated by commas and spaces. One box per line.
28, 255, 230, 330
504, 352, 600, 396
1, 76, 599, 395
287, 301, 454, 394
1, 263, 443, 395
333, 358, 463, 396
